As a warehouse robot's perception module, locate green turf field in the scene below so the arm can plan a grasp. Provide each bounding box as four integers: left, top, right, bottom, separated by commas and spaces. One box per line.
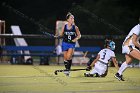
0, 65, 140, 93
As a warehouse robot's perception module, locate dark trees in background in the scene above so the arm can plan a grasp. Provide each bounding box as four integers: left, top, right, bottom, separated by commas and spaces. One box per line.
0, 0, 139, 35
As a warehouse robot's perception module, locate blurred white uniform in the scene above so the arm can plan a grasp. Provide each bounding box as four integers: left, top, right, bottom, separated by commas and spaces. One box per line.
90, 48, 115, 75
122, 24, 140, 54
56, 45, 62, 55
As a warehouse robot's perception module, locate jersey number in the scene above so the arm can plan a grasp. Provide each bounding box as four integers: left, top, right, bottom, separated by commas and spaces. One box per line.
68, 35, 71, 40
101, 50, 107, 60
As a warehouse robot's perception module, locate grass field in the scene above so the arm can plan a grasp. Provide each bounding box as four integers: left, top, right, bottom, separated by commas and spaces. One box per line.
0, 64, 140, 93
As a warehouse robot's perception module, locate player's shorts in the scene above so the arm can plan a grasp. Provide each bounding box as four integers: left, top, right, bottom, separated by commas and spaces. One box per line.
122, 45, 136, 54
93, 60, 108, 75
62, 42, 75, 51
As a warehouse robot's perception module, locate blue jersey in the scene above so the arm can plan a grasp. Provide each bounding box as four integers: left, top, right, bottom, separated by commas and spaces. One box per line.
63, 24, 77, 44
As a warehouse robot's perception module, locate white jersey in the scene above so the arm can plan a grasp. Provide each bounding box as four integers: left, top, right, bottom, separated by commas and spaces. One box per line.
98, 48, 115, 63
123, 24, 140, 46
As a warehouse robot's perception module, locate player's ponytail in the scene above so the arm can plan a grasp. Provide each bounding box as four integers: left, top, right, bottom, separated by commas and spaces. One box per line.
104, 40, 110, 48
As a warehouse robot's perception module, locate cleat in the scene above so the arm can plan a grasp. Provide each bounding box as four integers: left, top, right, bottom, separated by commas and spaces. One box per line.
64, 70, 70, 77
54, 70, 57, 75
119, 75, 125, 81
114, 73, 121, 81
84, 73, 93, 77
114, 73, 125, 81
84, 73, 88, 77
95, 73, 100, 77
65, 73, 70, 77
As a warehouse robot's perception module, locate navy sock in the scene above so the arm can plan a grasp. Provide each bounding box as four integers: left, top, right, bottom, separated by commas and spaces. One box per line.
64, 60, 68, 69
67, 59, 72, 70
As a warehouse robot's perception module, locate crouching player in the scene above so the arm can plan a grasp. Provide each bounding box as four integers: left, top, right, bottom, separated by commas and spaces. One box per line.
84, 40, 119, 77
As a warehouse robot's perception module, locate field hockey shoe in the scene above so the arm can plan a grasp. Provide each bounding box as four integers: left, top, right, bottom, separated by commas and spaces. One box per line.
114, 73, 125, 81
84, 73, 94, 77
64, 71, 70, 77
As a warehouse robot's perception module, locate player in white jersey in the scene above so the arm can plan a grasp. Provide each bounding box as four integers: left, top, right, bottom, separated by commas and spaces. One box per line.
84, 40, 119, 77
115, 17, 140, 81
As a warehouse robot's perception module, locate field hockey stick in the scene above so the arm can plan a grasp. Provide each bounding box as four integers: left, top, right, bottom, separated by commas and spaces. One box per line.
54, 68, 87, 75
54, 51, 90, 75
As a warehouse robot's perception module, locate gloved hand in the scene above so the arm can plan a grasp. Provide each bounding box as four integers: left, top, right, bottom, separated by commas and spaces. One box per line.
86, 66, 92, 71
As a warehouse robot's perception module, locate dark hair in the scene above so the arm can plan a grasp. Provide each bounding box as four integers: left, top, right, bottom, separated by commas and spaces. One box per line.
104, 36, 113, 47
66, 12, 72, 20
104, 40, 111, 48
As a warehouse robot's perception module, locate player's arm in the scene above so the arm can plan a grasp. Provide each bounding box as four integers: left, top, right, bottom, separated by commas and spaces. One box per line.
132, 34, 140, 48
111, 57, 119, 70
72, 26, 81, 42
86, 55, 100, 71
54, 25, 65, 38
90, 54, 100, 67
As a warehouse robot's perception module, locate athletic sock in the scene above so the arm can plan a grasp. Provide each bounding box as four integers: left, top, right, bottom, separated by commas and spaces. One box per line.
64, 60, 68, 70
118, 62, 128, 75
67, 59, 72, 70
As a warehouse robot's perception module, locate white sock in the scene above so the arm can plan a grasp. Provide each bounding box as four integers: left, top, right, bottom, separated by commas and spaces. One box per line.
64, 71, 70, 74
118, 62, 128, 75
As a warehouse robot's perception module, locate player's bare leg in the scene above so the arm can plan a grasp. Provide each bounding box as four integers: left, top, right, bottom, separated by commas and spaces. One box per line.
63, 48, 74, 76
118, 49, 140, 75
129, 49, 140, 60
115, 54, 132, 81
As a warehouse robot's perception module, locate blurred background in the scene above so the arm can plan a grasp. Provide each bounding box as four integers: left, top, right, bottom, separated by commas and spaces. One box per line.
0, 0, 140, 65
0, 0, 139, 34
